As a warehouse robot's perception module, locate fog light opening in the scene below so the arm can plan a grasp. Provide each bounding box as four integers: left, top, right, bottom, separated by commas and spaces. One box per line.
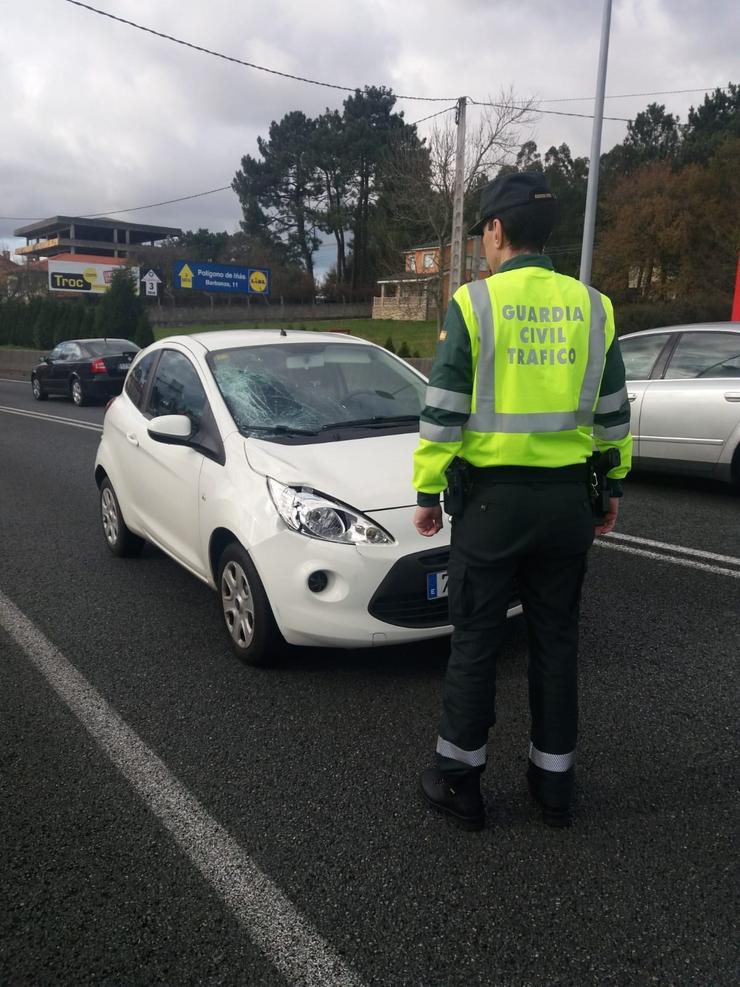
307, 570, 329, 593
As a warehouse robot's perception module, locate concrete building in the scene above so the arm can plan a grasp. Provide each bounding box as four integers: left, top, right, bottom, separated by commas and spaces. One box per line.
14, 216, 181, 261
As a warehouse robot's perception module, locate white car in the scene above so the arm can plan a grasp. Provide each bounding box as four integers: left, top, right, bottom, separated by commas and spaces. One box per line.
95, 330, 521, 665
620, 323, 740, 485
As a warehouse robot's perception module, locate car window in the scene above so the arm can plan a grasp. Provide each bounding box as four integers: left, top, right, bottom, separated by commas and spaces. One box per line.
146, 350, 208, 428
619, 333, 670, 380
125, 351, 158, 409
66, 343, 83, 360
207, 342, 426, 436
48, 345, 64, 361
55, 343, 72, 362
664, 332, 740, 379
85, 339, 139, 356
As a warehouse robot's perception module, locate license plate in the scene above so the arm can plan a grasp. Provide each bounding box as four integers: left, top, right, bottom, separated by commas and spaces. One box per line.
426, 570, 448, 600
117, 362, 130, 370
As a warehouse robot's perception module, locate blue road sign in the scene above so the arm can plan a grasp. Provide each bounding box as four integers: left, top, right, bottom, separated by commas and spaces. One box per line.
173, 260, 270, 295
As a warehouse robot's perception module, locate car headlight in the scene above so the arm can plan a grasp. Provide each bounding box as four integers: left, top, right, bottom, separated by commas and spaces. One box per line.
267, 478, 394, 545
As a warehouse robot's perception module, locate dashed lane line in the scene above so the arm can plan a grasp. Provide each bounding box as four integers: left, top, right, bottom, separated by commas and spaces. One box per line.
605, 530, 740, 567
597, 538, 740, 580
0, 589, 365, 987
0, 405, 103, 432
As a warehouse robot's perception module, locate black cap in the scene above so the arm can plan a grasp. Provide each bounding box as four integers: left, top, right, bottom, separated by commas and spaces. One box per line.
469, 172, 556, 236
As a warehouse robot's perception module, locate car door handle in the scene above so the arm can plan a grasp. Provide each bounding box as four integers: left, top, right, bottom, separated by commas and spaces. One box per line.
627, 392, 637, 402
723, 392, 740, 402
126, 432, 139, 447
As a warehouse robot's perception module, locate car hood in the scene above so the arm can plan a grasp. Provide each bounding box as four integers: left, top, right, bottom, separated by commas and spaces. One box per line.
244, 431, 421, 511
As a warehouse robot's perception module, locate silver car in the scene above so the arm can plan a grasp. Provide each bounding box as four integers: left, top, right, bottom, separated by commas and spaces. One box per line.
619, 323, 740, 486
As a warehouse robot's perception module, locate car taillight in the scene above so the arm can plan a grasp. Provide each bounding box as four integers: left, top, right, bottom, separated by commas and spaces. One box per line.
91, 357, 107, 374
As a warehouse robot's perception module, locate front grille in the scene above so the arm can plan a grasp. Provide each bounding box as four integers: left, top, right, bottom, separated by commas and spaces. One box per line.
368, 547, 451, 628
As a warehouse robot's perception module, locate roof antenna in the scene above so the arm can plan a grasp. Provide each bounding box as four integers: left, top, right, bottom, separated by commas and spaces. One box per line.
279, 328, 287, 336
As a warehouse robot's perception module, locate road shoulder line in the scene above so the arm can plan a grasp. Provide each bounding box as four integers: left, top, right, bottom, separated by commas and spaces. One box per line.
0, 589, 364, 987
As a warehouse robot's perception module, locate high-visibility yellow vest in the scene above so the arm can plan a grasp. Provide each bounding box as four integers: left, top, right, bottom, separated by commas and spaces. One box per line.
414, 264, 632, 495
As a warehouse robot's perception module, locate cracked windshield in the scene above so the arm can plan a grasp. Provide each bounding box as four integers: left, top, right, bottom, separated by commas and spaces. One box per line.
208, 341, 426, 436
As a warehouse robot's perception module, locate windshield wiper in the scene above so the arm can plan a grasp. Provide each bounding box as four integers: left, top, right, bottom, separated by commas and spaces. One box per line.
319, 414, 419, 431
242, 423, 319, 436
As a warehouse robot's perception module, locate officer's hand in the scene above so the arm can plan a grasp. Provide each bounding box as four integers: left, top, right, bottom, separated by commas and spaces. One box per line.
413, 505, 443, 537
595, 497, 619, 536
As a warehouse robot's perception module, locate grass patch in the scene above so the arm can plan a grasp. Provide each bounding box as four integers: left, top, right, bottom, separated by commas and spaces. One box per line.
154, 318, 439, 357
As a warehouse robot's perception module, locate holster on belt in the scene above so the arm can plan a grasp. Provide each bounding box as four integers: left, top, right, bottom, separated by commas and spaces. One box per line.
443, 458, 471, 518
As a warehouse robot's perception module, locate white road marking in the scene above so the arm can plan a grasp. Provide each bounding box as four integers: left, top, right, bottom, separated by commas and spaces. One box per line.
605, 531, 740, 567
0, 377, 27, 383
0, 590, 365, 987
597, 539, 740, 579
0, 405, 103, 432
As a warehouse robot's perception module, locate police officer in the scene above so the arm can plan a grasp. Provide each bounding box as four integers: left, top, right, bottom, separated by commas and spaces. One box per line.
413, 171, 632, 830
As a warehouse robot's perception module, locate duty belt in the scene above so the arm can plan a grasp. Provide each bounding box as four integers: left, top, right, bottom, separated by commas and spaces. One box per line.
468, 464, 589, 484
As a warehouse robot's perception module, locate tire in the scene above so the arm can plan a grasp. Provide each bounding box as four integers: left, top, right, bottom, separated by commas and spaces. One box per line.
100, 477, 144, 557
217, 542, 282, 666
31, 375, 48, 401
71, 376, 88, 407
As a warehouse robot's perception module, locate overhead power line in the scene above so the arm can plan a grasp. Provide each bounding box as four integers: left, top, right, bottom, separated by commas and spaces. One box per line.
538, 85, 734, 103
63, 0, 632, 121
63, 0, 454, 103
0, 185, 234, 223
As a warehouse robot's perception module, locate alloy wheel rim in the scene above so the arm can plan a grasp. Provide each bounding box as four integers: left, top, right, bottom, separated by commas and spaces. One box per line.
101, 487, 119, 545
32, 378, 40, 397
72, 381, 82, 404
221, 561, 255, 650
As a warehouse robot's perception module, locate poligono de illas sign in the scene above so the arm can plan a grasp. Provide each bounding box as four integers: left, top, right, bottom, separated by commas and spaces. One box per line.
48, 260, 140, 295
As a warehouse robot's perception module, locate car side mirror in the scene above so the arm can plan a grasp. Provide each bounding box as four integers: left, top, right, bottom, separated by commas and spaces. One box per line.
147, 414, 193, 445
42, 355, 51, 363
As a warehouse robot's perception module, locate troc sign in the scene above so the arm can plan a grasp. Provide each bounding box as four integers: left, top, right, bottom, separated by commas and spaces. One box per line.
173, 260, 270, 295
48, 260, 140, 295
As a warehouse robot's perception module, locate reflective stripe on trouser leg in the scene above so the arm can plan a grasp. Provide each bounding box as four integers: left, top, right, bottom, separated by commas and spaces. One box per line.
529, 743, 575, 772
436, 736, 487, 768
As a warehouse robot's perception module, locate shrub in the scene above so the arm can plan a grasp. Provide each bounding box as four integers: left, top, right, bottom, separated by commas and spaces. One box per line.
615, 296, 732, 336
397, 340, 411, 358
384, 336, 396, 353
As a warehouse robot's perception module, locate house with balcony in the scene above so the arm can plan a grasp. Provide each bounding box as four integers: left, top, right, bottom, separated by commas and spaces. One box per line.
13, 216, 181, 262
373, 236, 489, 321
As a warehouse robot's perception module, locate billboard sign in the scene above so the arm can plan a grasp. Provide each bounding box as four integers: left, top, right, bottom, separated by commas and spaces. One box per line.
48, 260, 140, 295
173, 260, 270, 295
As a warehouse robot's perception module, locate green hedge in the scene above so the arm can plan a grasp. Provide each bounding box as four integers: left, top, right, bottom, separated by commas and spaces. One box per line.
0, 288, 152, 350
614, 297, 732, 336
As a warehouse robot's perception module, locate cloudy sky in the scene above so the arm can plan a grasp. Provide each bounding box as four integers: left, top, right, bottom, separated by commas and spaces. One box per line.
2, 0, 737, 271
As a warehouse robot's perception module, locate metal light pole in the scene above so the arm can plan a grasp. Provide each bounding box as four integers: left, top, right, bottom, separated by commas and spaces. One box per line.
449, 96, 467, 297
579, 0, 612, 284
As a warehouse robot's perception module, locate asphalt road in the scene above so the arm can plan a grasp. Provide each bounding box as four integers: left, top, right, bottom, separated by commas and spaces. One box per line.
1, 377, 738, 986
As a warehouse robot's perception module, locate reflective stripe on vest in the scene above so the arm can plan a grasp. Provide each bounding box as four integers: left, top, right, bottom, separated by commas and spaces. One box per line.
424, 385, 472, 415
464, 278, 607, 434
420, 421, 463, 443
595, 384, 628, 414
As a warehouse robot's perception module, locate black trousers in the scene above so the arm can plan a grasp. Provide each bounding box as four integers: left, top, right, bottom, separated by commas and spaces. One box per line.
435, 477, 594, 806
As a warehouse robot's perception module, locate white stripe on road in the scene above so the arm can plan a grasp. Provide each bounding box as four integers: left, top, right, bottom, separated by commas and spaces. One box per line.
605, 531, 740, 567
0, 405, 103, 432
0, 590, 364, 987
596, 539, 740, 580
0, 377, 27, 383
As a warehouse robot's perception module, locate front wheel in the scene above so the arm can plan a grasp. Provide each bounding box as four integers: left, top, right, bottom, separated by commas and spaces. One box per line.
100, 477, 144, 557
31, 375, 48, 401
71, 377, 88, 406
217, 543, 282, 666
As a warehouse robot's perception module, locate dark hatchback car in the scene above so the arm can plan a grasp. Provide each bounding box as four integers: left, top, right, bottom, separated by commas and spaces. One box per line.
31, 338, 140, 406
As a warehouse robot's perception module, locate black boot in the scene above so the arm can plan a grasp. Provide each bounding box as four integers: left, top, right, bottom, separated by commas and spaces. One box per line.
419, 767, 485, 831
526, 764, 572, 828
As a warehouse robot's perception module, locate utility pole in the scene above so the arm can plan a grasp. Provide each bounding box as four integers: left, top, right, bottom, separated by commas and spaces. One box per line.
579, 0, 612, 284
449, 96, 467, 297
